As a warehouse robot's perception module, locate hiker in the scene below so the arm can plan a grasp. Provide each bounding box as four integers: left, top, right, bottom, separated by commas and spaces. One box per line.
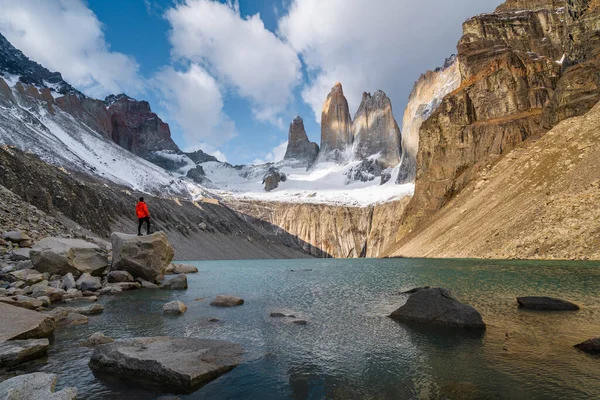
136, 197, 152, 236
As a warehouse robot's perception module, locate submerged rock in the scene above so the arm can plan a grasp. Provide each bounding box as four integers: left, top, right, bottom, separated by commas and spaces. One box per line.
516, 296, 580, 311
168, 263, 198, 275
111, 232, 175, 282
163, 301, 187, 315
389, 287, 486, 329
574, 338, 600, 354
0, 338, 49, 367
81, 332, 114, 347
0, 372, 77, 399
88, 337, 243, 390
210, 295, 244, 307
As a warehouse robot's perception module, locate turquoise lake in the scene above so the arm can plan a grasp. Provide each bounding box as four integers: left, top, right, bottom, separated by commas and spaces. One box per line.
4, 258, 600, 399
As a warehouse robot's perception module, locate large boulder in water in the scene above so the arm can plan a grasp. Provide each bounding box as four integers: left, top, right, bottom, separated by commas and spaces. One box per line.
0, 302, 55, 341
0, 338, 49, 367
111, 232, 174, 282
30, 237, 108, 277
88, 337, 243, 390
389, 287, 486, 329
516, 296, 580, 311
0, 372, 77, 399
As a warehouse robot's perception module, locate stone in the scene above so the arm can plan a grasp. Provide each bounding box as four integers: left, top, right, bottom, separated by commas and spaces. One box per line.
30, 237, 108, 277
53, 304, 104, 316
0, 372, 77, 400
574, 338, 600, 355
210, 295, 244, 307
60, 272, 76, 290
106, 270, 134, 283
517, 297, 580, 311
352, 90, 402, 169
168, 263, 198, 275
76, 273, 102, 292
37, 296, 51, 307
111, 232, 174, 281
389, 287, 486, 329
138, 279, 158, 289
8, 248, 30, 261
270, 312, 287, 318
49, 310, 88, 326
81, 332, 114, 347
88, 337, 243, 390
63, 288, 83, 300
283, 116, 319, 166
0, 338, 49, 367
160, 274, 188, 290
0, 295, 43, 310
10, 269, 43, 285
2, 230, 31, 245
292, 320, 308, 326
320, 82, 353, 161
163, 301, 187, 314
14, 260, 34, 271
0, 302, 55, 341
31, 285, 64, 303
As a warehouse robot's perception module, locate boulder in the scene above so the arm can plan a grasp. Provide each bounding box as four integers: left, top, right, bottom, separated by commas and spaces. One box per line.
0, 302, 55, 341
168, 263, 198, 275
53, 304, 104, 316
0, 372, 77, 399
574, 338, 600, 354
160, 274, 188, 290
262, 168, 287, 192
49, 310, 88, 326
138, 279, 159, 289
163, 301, 187, 314
389, 287, 486, 329
60, 273, 76, 290
30, 237, 108, 277
81, 332, 114, 347
10, 269, 43, 285
8, 248, 30, 261
516, 296, 580, 311
111, 232, 174, 281
107, 270, 134, 283
2, 230, 31, 245
88, 337, 243, 389
210, 295, 244, 307
0, 338, 49, 367
76, 273, 102, 292
0, 295, 43, 310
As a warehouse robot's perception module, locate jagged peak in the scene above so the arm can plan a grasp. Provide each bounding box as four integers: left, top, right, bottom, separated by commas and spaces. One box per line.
293, 115, 303, 123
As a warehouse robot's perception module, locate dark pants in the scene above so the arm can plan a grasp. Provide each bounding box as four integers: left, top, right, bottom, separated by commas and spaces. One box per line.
138, 217, 150, 235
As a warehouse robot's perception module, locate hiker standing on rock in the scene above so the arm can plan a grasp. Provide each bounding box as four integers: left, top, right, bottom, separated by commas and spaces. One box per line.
136, 197, 152, 236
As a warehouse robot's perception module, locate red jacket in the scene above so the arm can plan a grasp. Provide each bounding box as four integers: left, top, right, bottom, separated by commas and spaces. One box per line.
136, 202, 149, 219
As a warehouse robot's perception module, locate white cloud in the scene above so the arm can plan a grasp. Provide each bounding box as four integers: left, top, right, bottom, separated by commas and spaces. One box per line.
0, 0, 142, 98
154, 64, 236, 150
165, 0, 302, 125
253, 141, 288, 165
278, 0, 503, 123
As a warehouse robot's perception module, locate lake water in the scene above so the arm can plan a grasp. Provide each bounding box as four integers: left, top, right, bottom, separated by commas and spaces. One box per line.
3, 258, 600, 399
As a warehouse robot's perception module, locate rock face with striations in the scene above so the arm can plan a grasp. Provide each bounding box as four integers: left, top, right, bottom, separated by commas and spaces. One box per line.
352, 90, 402, 169
283, 116, 319, 166
319, 82, 353, 162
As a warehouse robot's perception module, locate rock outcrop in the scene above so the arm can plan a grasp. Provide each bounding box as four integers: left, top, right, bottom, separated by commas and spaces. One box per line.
283, 116, 319, 166
352, 90, 402, 169
399, 55, 461, 183
111, 232, 175, 282
319, 82, 353, 161
262, 168, 287, 192
88, 337, 243, 389
389, 287, 486, 329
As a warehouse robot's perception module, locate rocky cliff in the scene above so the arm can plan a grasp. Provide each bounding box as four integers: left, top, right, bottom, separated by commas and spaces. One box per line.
398, 56, 461, 183
352, 91, 402, 169
228, 198, 409, 258
385, 101, 600, 260
283, 116, 319, 166
319, 82, 353, 161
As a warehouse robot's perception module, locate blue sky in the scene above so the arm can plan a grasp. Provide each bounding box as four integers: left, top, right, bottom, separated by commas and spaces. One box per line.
0, 0, 503, 165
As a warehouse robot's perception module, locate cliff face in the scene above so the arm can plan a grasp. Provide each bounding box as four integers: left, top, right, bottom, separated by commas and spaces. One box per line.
384, 101, 600, 260
319, 82, 353, 161
283, 116, 319, 166
228, 198, 409, 259
352, 91, 402, 169
399, 56, 461, 183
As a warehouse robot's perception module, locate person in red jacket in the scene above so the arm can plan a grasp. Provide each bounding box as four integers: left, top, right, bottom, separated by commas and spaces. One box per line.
136, 197, 152, 236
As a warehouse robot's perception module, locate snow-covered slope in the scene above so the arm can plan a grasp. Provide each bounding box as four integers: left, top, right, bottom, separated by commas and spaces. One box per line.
0, 77, 206, 198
